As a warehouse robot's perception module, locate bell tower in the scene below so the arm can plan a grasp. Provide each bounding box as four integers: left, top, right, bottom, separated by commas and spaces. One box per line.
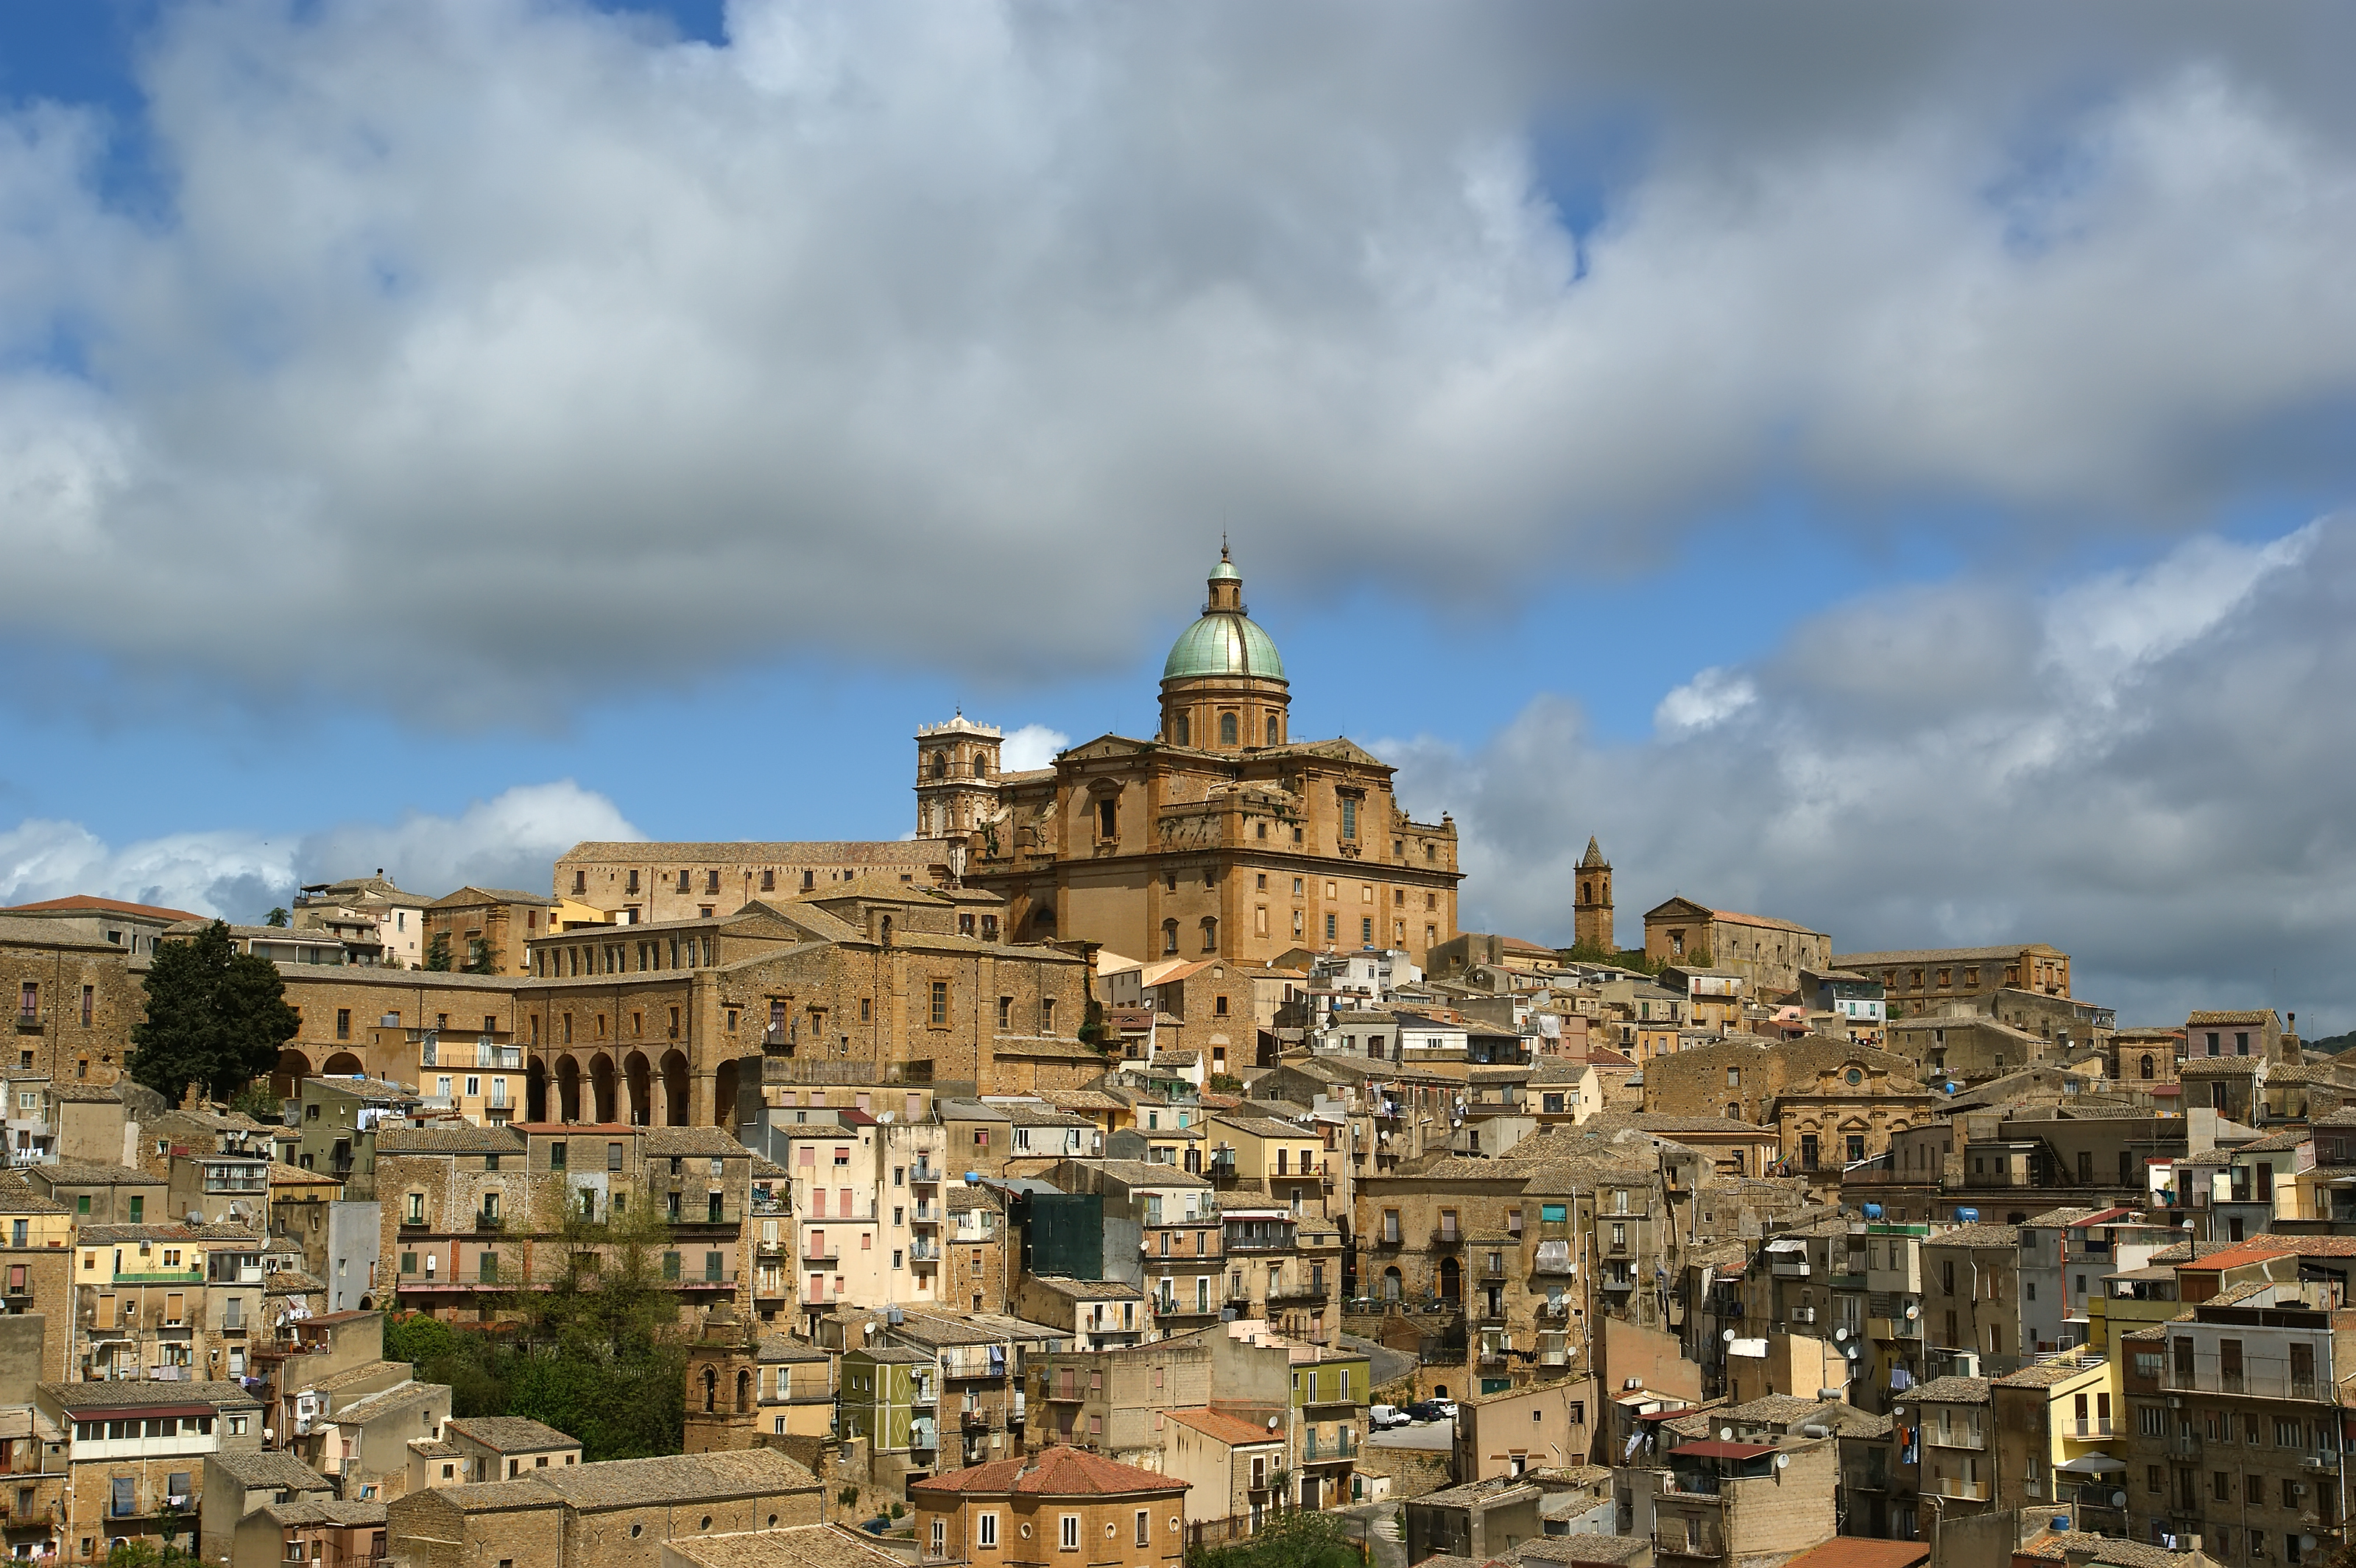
1574, 836, 1614, 953
914, 713, 1006, 840
683, 1299, 760, 1454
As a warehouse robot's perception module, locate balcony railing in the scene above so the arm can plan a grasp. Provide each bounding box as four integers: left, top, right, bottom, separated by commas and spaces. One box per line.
911, 1163, 941, 1184
1934, 1478, 1990, 1502
1431, 1228, 1463, 1246
2070, 1418, 2114, 1438
473, 1213, 504, 1232
1927, 1428, 1987, 1451
2164, 1363, 2324, 1402
1300, 1433, 1357, 1461
909, 1240, 940, 1263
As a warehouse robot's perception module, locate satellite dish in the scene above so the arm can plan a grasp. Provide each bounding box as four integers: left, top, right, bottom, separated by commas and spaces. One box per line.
1775, 1453, 1791, 1471
1267, 1416, 1280, 1433
1722, 1329, 1735, 1343
2112, 1492, 2128, 1508
1904, 1303, 1919, 1319
1718, 1427, 1733, 1441
1891, 1407, 1905, 1419
1833, 1327, 1848, 1342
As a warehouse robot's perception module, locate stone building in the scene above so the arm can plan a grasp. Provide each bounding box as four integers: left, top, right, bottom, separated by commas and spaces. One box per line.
553, 841, 950, 926
0, 906, 155, 1089
422, 887, 558, 977
384, 1448, 821, 1568
948, 551, 1463, 971
1639, 1036, 1933, 1191
1640, 901, 1831, 996
375, 1123, 755, 1325
1160, 1408, 1285, 1531
909, 1447, 1188, 1568
292, 873, 434, 971
1021, 1333, 1216, 1465
1832, 943, 2073, 1018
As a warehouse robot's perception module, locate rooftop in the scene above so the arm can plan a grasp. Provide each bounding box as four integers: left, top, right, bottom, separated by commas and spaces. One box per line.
446, 1416, 579, 1454
660, 1526, 903, 1568
911, 1446, 1187, 1498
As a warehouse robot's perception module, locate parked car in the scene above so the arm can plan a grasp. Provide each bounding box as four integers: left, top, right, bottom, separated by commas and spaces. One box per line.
1403, 1399, 1450, 1423
1424, 1398, 1459, 1422
1368, 1404, 1413, 1431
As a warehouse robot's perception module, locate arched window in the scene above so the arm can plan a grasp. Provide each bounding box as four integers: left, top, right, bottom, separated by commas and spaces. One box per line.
1173, 714, 1191, 746
1727, 1104, 1740, 1119
736, 1369, 753, 1413
973, 755, 990, 778
1581, 881, 1592, 905
1266, 715, 1279, 746
1097, 799, 1117, 840
1163, 920, 1179, 956
2141, 1054, 2155, 1080
702, 1366, 717, 1413
1219, 713, 1238, 746
1437, 1256, 1461, 1302
1200, 917, 1218, 953
929, 751, 947, 779
1381, 1266, 1403, 1302
880, 916, 894, 944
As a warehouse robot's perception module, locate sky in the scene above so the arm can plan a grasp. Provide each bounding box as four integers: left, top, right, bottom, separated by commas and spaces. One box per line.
3, 1, 2356, 1030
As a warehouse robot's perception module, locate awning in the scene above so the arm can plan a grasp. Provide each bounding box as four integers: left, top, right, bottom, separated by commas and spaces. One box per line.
2057, 1452, 2127, 1475
1763, 1237, 1808, 1254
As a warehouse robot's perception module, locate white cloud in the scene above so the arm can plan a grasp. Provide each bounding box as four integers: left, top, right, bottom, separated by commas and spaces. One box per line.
1402, 518, 2356, 1028
1654, 669, 1756, 734
0, 7, 2355, 715
0, 782, 639, 919
1000, 724, 1071, 773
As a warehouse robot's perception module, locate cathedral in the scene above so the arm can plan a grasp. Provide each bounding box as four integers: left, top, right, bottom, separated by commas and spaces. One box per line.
917, 549, 1463, 969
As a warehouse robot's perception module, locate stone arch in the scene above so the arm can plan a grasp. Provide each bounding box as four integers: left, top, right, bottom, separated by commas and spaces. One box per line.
526, 1058, 549, 1123
556, 1056, 583, 1123
713, 1060, 741, 1131
274, 1048, 313, 1101
590, 1056, 618, 1124
357, 1296, 373, 1311
2140, 1053, 2155, 1080
736, 1369, 752, 1413
624, 1052, 652, 1126
702, 1366, 717, 1413
1381, 1266, 1403, 1302
322, 1051, 364, 1078
1436, 1256, 1461, 1303
660, 1050, 690, 1128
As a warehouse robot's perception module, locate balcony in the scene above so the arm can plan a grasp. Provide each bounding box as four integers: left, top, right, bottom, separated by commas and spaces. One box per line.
911, 1163, 941, 1184
14, 1014, 41, 1035
1479, 1257, 1511, 1279
802, 1246, 840, 1266
1599, 1274, 1636, 1293
1370, 1232, 1406, 1251
1933, 1478, 1990, 1502
2164, 1363, 2324, 1401
2068, 1418, 2115, 1438
473, 1213, 504, 1232
2170, 1434, 2203, 1459
1431, 1228, 1464, 1247
909, 1240, 940, 1264
1928, 1428, 1987, 1452
960, 1409, 996, 1431
1300, 1433, 1358, 1463
910, 1204, 939, 1226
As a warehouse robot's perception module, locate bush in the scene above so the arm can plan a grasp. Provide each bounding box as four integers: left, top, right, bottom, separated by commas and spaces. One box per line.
1188, 1508, 1359, 1568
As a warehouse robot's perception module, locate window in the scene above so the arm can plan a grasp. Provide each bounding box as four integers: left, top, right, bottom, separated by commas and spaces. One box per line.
1041, 997, 1056, 1033
1201, 919, 1217, 953
334, 1009, 350, 1040
1137, 1511, 1151, 1547
1219, 713, 1238, 746
931, 982, 949, 1025
1341, 797, 1358, 839
979, 1514, 998, 1550
1163, 920, 1179, 956
1325, 914, 1337, 941
1059, 1516, 1079, 1552
932, 1522, 945, 1555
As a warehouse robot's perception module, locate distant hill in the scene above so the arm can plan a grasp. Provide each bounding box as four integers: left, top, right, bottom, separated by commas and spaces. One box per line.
2304, 1031, 2355, 1056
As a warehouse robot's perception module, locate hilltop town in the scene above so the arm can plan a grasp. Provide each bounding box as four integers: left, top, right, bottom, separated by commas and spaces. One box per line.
0, 553, 2310, 1568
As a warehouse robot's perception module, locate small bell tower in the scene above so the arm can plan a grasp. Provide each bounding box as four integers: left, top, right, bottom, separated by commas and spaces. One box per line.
1574, 836, 1614, 953
683, 1299, 760, 1454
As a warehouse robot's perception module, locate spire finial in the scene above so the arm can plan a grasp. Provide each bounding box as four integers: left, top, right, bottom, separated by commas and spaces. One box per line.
1221, 533, 1230, 562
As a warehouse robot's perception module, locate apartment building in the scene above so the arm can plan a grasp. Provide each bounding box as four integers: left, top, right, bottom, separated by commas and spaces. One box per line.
1644, 1427, 1839, 1568
2119, 1278, 2352, 1564
377, 1123, 754, 1325
1023, 1335, 1216, 1466
36, 1377, 266, 1562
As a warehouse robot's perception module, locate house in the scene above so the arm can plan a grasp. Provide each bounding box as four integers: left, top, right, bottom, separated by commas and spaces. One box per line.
909, 1447, 1188, 1568
1160, 1408, 1285, 1532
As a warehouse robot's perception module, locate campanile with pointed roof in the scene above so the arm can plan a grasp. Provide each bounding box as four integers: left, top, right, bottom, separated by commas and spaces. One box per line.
1575, 836, 1614, 953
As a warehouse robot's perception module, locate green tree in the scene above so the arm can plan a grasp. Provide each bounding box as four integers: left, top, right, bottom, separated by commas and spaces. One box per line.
1188, 1506, 1359, 1568
384, 1310, 457, 1367
129, 921, 300, 1104
463, 939, 498, 975
264, 906, 290, 928
423, 932, 454, 972
226, 1081, 283, 1123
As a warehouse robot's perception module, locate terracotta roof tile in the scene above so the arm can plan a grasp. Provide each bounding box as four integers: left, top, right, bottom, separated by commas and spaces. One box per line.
910, 1446, 1186, 1497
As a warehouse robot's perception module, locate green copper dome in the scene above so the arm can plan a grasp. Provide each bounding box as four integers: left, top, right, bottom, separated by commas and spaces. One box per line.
1163, 612, 1286, 682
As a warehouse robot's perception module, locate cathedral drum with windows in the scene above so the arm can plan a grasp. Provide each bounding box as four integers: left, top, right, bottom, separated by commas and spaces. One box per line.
923, 548, 1464, 968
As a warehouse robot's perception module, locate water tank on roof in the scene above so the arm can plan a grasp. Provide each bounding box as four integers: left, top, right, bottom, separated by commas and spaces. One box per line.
1955, 1208, 1979, 1222
1863, 1203, 1883, 1221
